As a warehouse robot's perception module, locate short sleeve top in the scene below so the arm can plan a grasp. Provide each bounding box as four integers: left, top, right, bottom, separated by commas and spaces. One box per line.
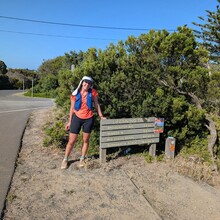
71, 89, 98, 119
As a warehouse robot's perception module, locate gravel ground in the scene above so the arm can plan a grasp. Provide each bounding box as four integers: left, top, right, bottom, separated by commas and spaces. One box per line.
2, 108, 220, 220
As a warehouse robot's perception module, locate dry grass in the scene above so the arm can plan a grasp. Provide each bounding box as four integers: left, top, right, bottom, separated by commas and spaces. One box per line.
169, 155, 220, 189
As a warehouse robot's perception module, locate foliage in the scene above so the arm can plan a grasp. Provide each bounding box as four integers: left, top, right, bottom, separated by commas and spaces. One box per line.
145, 152, 153, 163
63, 50, 84, 69
0, 68, 39, 90
156, 152, 165, 162
34, 51, 85, 99
8, 68, 38, 78
9, 78, 23, 89
180, 137, 211, 162
43, 110, 67, 147
33, 73, 58, 97
0, 60, 7, 74
144, 151, 165, 163
44, 119, 67, 147
0, 74, 12, 89
38, 56, 65, 76
39, 26, 220, 161
192, 0, 220, 62
206, 71, 220, 114
56, 69, 75, 110
0, 60, 32, 89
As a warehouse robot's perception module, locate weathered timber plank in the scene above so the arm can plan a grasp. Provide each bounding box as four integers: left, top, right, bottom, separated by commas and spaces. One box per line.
101, 117, 155, 125
101, 133, 159, 143
101, 128, 155, 136
100, 137, 159, 148
101, 123, 155, 131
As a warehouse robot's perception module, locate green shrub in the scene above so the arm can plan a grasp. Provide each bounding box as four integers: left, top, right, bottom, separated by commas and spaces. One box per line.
43, 120, 67, 147
156, 152, 165, 162
145, 152, 153, 163
180, 137, 211, 162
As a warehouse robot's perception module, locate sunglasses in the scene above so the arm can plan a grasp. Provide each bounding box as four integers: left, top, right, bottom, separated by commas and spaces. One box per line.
83, 79, 92, 85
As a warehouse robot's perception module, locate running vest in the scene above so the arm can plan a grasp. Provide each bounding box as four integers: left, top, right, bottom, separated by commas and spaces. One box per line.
74, 89, 93, 111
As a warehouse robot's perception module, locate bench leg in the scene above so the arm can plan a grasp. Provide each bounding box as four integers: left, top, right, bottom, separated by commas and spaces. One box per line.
100, 148, 106, 164
149, 144, 156, 157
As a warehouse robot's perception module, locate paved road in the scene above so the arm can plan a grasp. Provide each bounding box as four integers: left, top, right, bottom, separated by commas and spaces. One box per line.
0, 90, 54, 218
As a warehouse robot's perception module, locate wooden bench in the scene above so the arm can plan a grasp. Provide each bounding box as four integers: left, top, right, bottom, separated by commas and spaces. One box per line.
99, 117, 163, 163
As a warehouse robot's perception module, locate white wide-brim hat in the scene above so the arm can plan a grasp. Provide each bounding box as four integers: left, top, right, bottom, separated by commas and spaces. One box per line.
72, 76, 93, 95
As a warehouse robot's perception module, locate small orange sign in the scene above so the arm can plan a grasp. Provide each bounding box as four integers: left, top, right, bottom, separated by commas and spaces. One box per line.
170, 144, 175, 151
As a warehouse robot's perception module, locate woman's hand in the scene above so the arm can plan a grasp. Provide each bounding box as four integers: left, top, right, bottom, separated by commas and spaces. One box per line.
100, 116, 107, 120
65, 122, 71, 131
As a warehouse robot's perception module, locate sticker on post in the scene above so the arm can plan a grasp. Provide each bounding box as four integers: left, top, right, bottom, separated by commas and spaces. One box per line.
154, 118, 164, 133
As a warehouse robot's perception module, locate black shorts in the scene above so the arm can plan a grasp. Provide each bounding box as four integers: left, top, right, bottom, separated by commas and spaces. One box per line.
70, 114, 94, 134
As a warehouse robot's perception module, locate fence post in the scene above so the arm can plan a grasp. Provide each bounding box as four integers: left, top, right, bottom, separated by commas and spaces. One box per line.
100, 148, 106, 164
149, 144, 156, 157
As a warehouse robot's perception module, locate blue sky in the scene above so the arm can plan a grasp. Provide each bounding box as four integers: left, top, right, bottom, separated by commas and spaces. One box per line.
0, 0, 218, 70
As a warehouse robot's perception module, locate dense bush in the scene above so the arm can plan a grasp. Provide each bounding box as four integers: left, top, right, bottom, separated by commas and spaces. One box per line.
0, 74, 12, 89
36, 27, 220, 161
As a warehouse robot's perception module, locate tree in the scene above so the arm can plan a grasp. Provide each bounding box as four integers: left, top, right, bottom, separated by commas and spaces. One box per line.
38, 56, 65, 76
122, 29, 210, 154
46, 27, 219, 161
153, 26, 217, 159
63, 50, 84, 70
192, 0, 220, 63
0, 75, 12, 89
0, 60, 7, 74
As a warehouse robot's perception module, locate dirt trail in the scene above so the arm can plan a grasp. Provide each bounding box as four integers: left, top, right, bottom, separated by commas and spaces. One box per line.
3, 108, 220, 220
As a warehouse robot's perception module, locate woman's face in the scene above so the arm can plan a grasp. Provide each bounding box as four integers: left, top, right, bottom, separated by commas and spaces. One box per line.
82, 80, 92, 91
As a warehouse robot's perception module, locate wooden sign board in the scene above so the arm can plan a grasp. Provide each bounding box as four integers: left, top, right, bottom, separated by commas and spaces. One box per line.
100, 117, 161, 163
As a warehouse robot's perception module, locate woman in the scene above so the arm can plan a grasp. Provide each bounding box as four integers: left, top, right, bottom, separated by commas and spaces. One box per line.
61, 76, 106, 169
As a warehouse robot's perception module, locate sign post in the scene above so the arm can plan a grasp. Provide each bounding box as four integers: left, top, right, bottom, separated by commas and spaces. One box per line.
165, 137, 176, 159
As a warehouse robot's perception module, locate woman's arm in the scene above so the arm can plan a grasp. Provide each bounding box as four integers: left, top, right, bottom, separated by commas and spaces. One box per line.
93, 96, 106, 120
65, 99, 75, 131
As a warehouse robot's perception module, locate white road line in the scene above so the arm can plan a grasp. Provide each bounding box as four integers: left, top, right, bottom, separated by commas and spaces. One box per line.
0, 106, 51, 114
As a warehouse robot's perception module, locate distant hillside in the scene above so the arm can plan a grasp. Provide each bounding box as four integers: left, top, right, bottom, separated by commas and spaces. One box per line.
0, 68, 39, 90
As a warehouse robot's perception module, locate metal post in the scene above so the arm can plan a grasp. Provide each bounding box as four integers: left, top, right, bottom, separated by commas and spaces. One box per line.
23, 79, 25, 93
31, 78, 34, 97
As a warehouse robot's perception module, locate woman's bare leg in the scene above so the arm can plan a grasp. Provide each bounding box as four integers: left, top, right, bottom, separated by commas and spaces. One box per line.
64, 133, 78, 158
61, 133, 78, 169
81, 132, 91, 157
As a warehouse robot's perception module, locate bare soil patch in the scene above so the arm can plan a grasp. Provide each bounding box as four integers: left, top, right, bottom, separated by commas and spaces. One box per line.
3, 108, 220, 220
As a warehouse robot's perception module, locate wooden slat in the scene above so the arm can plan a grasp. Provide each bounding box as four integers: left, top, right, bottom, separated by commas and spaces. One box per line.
101, 128, 155, 136
101, 133, 159, 143
101, 137, 159, 148
101, 117, 155, 125
101, 122, 155, 131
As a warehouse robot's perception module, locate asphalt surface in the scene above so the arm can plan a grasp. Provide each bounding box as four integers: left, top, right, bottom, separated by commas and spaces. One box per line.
0, 90, 54, 218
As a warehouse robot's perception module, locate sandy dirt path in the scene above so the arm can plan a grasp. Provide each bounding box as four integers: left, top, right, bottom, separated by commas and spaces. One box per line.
3, 108, 220, 220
